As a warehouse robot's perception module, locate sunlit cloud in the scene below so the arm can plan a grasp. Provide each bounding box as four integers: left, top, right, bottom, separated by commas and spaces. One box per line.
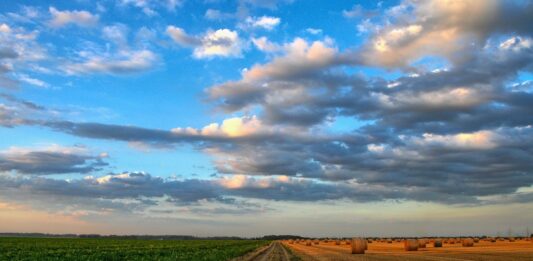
48, 7, 99, 28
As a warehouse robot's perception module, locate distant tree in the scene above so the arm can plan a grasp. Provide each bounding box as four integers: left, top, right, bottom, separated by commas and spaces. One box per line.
261, 235, 305, 240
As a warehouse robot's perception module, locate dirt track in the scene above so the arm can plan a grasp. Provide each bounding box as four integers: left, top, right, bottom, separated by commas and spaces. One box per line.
283, 240, 533, 261
234, 241, 298, 261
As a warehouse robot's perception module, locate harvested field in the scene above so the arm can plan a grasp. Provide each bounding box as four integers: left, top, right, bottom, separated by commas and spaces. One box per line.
282, 239, 533, 260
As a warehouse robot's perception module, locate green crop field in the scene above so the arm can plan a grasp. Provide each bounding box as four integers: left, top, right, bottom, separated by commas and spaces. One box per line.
0, 237, 270, 261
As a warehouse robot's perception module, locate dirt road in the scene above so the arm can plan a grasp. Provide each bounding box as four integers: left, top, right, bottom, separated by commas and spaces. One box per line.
234, 241, 298, 261
252, 241, 295, 261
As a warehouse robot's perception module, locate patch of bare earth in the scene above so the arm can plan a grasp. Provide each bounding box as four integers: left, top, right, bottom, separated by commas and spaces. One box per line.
234, 241, 299, 261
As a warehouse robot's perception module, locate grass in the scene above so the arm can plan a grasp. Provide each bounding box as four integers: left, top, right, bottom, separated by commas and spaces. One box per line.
0, 237, 270, 261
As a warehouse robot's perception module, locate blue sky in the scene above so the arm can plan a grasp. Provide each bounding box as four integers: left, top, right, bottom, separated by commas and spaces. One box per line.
1, 0, 533, 237
0, 0, 400, 178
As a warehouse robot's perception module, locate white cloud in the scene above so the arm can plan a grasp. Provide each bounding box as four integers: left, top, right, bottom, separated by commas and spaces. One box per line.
305, 28, 322, 35
48, 7, 99, 28
166, 26, 243, 58
204, 9, 234, 20
102, 24, 129, 46
0, 24, 48, 89
165, 0, 183, 11
244, 16, 280, 30
172, 116, 267, 138
119, 0, 183, 16
217, 174, 291, 189
379, 86, 490, 110
252, 37, 281, 53
16, 73, 49, 88
343, 4, 363, 18
499, 36, 532, 52
357, 19, 380, 34
1, 144, 88, 156
63, 50, 157, 75
416, 131, 498, 150
194, 29, 242, 58
166, 26, 200, 46
0, 23, 11, 33
243, 37, 337, 81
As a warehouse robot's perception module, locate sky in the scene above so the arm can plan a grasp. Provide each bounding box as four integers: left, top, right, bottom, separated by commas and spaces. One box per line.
0, 0, 533, 237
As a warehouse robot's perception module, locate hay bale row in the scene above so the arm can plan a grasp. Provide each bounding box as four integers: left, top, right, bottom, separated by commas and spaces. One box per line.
404, 239, 418, 251
351, 238, 366, 254
462, 238, 474, 247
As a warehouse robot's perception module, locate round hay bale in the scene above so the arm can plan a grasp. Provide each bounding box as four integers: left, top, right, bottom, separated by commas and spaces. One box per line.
387, 238, 393, 244
335, 239, 340, 245
289, 239, 294, 244
418, 239, 427, 248
462, 238, 474, 247
434, 240, 443, 247
509, 237, 515, 242
306, 240, 311, 246
345, 240, 351, 245
473, 238, 479, 243
404, 239, 418, 251
351, 238, 366, 254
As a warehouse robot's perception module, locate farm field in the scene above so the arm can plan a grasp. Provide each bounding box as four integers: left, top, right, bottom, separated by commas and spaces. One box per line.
0, 237, 269, 261
283, 239, 533, 261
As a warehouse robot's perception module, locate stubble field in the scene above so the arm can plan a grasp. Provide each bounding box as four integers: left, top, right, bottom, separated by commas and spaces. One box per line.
282, 239, 533, 261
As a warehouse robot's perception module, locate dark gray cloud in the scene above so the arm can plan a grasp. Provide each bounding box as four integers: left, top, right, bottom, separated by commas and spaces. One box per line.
13, 172, 218, 202
0, 47, 18, 89
0, 172, 223, 215
0, 47, 18, 59
0, 93, 45, 111
0, 170, 482, 216
0, 146, 108, 175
